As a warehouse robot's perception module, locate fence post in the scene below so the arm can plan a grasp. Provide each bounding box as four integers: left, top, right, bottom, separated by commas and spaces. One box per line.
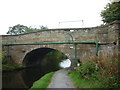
74, 44, 77, 59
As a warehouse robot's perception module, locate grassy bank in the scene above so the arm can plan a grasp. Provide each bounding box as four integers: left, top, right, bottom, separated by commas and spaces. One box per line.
68, 71, 102, 88
2, 64, 23, 71
30, 72, 55, 89
68, 53, 119, 88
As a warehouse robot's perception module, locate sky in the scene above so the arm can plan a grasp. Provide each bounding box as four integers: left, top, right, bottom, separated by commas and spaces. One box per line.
0, 0, 111, 35
60, 59, 71, 68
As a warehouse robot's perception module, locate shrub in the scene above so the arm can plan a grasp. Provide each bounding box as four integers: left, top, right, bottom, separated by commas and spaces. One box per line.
78, 61, 98, 78
77, 53, 119, 88
92, 53, 119, 88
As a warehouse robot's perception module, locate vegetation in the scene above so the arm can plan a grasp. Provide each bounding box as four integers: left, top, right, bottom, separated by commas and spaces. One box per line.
69, 53, 119, 88
2, 64, 22, 70
1, 51, 22, 70
41, 50, 68, 72
7, 24, 28, 35
0, 51, 2, 70
30, 72, 55, 89
101, 1, 120, 24
1, 51, 8, 64
7, 24, 48, 35
68, 71, 102, 88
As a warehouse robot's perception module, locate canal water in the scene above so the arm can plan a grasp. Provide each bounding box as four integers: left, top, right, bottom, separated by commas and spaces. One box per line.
2, 59, 71, 89
3, 66, 47, 88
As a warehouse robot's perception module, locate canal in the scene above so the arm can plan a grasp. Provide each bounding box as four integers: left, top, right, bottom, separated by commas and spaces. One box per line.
2, 50, 71, 89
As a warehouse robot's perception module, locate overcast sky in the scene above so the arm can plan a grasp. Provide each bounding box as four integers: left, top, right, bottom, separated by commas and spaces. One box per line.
0, 0, 110, 35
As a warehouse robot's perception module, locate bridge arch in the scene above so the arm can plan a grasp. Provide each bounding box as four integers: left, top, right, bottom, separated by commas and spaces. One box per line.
22, 47, 68, 67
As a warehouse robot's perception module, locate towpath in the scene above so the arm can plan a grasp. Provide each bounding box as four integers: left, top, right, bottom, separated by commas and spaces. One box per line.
48, 69, 75, 88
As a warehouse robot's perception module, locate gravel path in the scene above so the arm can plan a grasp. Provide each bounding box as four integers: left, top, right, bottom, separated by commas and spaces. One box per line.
48, 69, 75, 88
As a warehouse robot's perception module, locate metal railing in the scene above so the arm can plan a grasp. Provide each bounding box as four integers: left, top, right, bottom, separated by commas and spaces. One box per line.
2, 41, 99, 58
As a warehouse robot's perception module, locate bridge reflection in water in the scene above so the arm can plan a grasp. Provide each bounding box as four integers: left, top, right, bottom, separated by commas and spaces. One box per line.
2, 50, 70, 89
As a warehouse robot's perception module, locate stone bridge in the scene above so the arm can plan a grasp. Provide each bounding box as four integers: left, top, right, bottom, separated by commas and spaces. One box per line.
1, 21, 120, 66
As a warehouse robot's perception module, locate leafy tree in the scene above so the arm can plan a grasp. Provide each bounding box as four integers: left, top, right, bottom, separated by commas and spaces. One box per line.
7, 24, 28, 35
24, 25, 48, 33
39, 25, 48, 29
7, 24, 48, 35
101, 1, 120, 24
24, 26, 38, 33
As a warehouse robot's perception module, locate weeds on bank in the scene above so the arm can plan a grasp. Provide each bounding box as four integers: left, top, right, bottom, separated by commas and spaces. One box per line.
69, 53, 119, 88
30, 72, 55, 89
2, 64, 22, 70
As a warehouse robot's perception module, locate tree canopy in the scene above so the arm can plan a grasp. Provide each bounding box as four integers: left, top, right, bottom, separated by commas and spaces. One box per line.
7, 24, 28, 35
101, 1, 120, 24
7, 24, 48, 35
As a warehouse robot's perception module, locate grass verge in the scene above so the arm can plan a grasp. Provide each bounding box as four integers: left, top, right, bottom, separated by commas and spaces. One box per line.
30, 72, 55, 89
68, 71, 102, 88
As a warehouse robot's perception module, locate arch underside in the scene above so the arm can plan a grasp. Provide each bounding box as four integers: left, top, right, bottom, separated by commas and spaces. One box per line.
23, 48, 55, 67
22, 46, 70, 67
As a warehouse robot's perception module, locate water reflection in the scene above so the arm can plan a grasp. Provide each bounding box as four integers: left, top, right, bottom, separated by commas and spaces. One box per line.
2, 70, 28, 88
2, 59, 71, 88
2, 65, 59, 89
2, 50, 69, 88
